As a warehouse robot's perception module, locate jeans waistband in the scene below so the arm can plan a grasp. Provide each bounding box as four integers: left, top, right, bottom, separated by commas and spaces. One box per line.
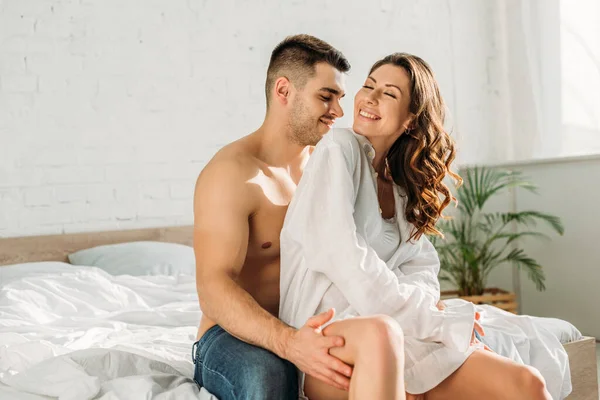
192, 325, 223, 363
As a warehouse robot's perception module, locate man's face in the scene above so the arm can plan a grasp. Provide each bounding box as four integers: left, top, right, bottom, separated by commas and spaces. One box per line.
288, 63, 346, 146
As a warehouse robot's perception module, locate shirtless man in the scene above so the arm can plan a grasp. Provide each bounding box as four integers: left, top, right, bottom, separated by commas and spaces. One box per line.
191, 35, 353, 399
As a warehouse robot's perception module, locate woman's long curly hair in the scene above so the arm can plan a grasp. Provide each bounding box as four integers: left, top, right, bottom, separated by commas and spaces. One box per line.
371, 53, 461, 241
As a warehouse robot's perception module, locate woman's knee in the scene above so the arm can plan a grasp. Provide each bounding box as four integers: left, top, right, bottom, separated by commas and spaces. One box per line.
362, 315, 404, 352
367, 315, 403, 339
514, 365, 548, 400
323, 315, 403, 365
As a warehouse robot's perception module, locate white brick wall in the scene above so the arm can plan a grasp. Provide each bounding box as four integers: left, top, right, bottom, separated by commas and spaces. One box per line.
0, 0, 498, 238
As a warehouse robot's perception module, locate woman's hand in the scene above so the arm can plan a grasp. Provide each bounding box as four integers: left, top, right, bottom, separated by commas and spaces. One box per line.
471, 311, 485, 344
471, 319, 485, 344
470, 311, 493, 351
435, 300, 446, 311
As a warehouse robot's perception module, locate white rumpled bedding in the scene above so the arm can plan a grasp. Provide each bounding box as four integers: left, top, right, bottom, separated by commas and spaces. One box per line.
0, 262, 216, 400
466, 300, 580, 399
0, 262, 581, 400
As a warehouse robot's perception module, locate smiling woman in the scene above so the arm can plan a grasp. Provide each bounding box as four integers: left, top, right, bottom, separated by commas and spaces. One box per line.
278, 51, 568, 400
353, 53, 460, 242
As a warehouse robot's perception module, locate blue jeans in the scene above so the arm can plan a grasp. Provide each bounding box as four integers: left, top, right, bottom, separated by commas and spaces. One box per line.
192, 325, 299, 400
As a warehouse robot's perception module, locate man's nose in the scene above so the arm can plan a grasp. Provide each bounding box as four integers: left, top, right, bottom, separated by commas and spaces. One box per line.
331, 101, 344, 119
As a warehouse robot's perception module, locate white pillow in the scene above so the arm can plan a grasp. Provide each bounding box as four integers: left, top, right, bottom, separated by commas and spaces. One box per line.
68, 241, 196, 276
0, 261, 75, 285
531, 316, 583, 344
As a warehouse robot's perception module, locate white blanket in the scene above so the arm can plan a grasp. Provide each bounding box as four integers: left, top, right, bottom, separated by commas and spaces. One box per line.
0, 262, 579, 400
0, 262, 216, 400
476, 303, 578, 399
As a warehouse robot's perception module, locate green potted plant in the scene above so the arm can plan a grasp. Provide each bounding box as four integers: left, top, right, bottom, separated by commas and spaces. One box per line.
430, 166, 564, 312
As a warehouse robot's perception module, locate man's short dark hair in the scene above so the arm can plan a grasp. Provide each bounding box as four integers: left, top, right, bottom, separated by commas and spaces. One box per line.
265, 34, 350, 107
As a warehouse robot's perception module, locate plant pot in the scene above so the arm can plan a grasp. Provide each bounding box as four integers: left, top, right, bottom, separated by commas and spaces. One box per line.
440, 287, 518, 314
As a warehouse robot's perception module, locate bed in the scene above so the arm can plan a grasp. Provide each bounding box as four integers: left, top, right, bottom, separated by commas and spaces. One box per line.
0, 226, 597, 399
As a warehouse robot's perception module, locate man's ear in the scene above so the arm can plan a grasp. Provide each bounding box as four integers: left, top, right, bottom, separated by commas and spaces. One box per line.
273, 77, 292, 105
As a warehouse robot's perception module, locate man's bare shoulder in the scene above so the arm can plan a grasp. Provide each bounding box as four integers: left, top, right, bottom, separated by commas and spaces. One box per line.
199, 138, 262, 180
194, 138, 263, 211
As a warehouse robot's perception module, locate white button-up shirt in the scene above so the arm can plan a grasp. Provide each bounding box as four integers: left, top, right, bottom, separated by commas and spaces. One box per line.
279, 128, 479, 394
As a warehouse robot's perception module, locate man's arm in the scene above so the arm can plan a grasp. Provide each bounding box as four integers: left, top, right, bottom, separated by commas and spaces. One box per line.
193, 159, 290, 354
193, 158, 352, 390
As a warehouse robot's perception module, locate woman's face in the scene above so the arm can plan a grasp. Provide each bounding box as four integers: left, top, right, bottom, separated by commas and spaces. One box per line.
353, 64, 414, 142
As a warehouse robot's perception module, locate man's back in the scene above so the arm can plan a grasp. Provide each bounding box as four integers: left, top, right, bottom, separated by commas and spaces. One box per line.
194, 134, 306, 340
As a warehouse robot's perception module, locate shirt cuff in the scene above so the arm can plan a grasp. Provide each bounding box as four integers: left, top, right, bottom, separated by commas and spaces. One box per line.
439, 300, 476, 352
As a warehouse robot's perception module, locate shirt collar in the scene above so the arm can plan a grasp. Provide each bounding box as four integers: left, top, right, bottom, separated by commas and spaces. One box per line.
352, 131, 376, 163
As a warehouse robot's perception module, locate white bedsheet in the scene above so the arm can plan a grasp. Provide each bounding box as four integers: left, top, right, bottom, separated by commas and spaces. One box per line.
471, 301, 580, 399
0, 262, 581, 399
0, 262, 216, 400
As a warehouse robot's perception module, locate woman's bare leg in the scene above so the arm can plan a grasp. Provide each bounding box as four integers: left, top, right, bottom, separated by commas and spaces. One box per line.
425, 349, 551, 400
304, 315, 405, 400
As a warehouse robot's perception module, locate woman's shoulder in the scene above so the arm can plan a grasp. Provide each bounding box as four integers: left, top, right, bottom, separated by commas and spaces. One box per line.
317, 128, 363, 158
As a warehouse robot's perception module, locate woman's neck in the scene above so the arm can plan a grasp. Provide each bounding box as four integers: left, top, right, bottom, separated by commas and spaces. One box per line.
369, 137, 394, 178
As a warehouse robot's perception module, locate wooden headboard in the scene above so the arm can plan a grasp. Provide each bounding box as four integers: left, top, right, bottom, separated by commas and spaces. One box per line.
0, 225, 194, 266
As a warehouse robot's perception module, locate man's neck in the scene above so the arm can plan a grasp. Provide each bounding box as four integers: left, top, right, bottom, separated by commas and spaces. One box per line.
253, 118, 311, 172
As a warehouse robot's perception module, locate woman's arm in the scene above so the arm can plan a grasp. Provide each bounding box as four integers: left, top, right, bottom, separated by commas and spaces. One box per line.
284, 135, 475, 352
393, 235, 441, 301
